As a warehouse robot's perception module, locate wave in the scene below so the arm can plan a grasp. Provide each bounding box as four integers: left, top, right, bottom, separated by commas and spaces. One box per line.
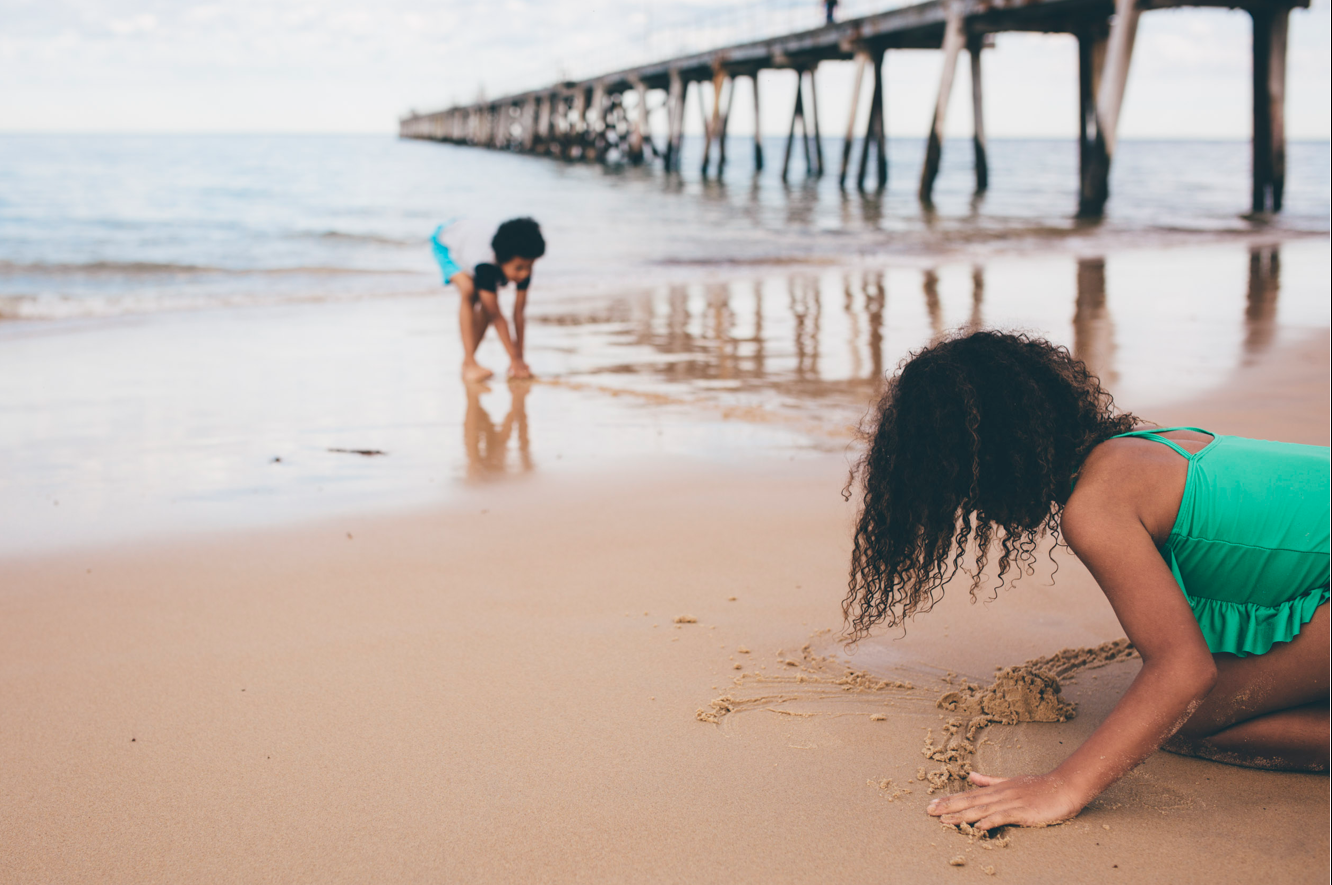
0, 259, 424, 278
0, 259, 217, 275
299, 230, 423, 247
0, 285, 438, 322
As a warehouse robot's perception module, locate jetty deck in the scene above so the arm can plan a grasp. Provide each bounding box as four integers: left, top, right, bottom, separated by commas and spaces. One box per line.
400, 0, 1306, 216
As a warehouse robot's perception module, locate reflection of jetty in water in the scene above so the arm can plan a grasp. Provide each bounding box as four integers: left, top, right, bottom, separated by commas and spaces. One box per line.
1074, 257, 1116, 389
464, 381, 533, 480
1244, 245, 1281, 361
537, 244, 1289, 416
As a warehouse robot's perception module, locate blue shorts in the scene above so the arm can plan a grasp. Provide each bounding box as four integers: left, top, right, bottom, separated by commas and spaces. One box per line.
430, 224, 462, 285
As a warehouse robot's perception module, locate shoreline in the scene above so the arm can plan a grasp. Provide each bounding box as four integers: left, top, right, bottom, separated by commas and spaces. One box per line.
3, 222, 1328, 326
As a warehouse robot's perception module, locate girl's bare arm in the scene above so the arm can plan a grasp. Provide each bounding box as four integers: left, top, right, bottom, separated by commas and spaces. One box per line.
927, 447, 1217, 830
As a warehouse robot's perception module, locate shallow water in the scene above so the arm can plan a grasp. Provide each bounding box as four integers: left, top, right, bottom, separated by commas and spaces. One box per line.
540, 239, 1330, 414
0, 236, 1326, 555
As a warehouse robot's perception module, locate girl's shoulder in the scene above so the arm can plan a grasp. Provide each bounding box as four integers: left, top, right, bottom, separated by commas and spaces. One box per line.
1085, 425, 1215, 466
1114, 424, 1217, 446
1077, 429, 1183, 482
1066, 429, 1194, 547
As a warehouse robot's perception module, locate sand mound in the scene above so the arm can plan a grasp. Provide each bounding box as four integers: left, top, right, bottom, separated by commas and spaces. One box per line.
938, 668, 1074, 724
920, 639, 1137, 792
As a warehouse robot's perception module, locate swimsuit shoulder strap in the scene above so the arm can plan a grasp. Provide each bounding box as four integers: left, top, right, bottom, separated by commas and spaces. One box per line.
1106, 426, 1214, 461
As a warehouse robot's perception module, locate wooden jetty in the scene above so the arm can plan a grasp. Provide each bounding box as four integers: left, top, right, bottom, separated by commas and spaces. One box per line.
399, 0, 1305, 216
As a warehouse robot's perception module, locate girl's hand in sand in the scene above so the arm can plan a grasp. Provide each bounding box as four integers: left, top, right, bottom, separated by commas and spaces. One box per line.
508, 360, 534, 380
926, 772, 1085, 831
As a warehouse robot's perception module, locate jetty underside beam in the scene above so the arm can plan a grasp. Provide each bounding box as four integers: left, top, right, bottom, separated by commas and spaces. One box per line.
400, 0, 1309, 216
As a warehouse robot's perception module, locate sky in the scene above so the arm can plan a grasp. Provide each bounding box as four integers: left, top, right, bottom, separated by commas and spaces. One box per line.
1, 0, 1328, 138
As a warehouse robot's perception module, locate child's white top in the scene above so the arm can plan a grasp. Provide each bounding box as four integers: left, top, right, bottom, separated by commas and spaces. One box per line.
438, 219, 499, 275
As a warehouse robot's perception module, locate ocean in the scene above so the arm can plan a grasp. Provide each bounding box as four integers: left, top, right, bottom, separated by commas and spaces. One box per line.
1, 134, 1327, 319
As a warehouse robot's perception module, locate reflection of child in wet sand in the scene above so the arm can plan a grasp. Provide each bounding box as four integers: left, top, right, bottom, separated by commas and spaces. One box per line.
432, 218, 546, 382
845, 331, 1329, 831
464, 381, 532, 479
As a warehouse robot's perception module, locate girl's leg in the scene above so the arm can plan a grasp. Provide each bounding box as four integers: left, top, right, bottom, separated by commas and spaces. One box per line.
1164, 602, 1329, 772
1174, 702, 1328, 771
454, 274, 494, 382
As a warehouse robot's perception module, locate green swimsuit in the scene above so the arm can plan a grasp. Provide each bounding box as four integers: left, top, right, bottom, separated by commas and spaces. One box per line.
1107, 427, 1331, 657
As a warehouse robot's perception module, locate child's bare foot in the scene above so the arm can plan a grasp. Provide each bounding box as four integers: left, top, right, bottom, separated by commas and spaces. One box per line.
463, 362, 494, 383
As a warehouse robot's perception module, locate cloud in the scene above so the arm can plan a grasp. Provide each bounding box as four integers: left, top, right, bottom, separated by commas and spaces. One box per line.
0, 0, 1326, 135
106, 13, 158, 35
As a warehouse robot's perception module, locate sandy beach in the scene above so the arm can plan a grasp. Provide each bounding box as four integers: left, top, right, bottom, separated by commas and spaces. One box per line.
4, 0, 1331, 871
2, 294, 1326, 882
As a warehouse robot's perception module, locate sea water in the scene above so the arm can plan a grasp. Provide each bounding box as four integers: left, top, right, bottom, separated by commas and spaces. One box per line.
1, 134, 1327, 319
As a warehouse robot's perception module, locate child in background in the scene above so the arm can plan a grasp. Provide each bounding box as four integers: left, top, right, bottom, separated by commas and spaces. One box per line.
432, 217, 546, 382
845, 331, 1329, 831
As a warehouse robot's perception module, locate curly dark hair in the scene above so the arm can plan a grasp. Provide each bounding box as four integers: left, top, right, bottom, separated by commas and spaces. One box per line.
492, 217, 546, 263
844, 331, 1138, 641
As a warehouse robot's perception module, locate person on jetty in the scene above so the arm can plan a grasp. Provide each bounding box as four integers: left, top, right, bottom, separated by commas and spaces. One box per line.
845, 331, 1329, 831
431, 217, 546, 382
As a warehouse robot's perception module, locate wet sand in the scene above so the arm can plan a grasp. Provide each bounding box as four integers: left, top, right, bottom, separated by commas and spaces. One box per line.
2, 324, 1327, 883
4, 238, 1327, 557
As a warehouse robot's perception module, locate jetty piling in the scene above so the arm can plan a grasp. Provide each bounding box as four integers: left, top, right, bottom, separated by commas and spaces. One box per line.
857, 48, 888, 193
401, 0, 1306, 216
839, 50, 869, 188
1251, 4, 1288, 213
718, 75, 736, 176
968, 34, 990, 194
799, 66, 820, 175
919, 8, 966, 204
1077, 21, 1110, 215
1083, 0, 1140, 216
750, 74, 765, 171
781, 69, 814, 182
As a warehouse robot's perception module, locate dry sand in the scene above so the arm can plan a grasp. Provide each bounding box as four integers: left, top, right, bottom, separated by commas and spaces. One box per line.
1, 332, 1328, 883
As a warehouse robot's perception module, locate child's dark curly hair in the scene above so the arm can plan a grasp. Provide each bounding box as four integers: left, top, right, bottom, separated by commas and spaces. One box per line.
492, 217, 546, 263
844, 331, 1138, 641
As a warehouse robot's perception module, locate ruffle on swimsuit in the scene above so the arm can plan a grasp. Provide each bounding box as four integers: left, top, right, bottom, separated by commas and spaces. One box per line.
1164, 547, 1330, 658
1109, 427, 1330, 657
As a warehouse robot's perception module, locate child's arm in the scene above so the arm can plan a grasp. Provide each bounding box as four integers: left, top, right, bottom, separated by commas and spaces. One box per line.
513, 289, 527, 360
927, 472, 1217, 830
476, 288, 532, 379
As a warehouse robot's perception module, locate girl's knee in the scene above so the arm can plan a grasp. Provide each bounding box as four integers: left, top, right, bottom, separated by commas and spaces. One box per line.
1162, 733, 1206, 757
1172, 717, 1223, 742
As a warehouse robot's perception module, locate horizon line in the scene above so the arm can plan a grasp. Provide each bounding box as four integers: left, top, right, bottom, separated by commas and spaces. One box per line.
2, 130, 1330, 142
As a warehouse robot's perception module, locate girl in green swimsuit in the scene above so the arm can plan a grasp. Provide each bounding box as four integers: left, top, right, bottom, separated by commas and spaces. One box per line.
845, 331, 1329, 832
